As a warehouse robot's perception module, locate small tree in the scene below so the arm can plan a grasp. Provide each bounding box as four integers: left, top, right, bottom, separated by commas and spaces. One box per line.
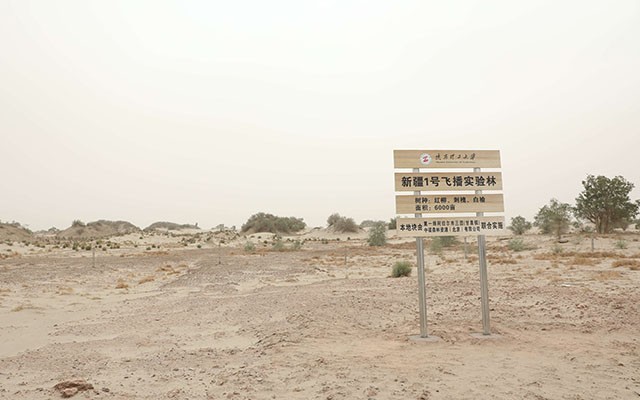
327, 213, 341, 227
388, 218, 397, 230
508, 216, 532, 235
367, 222, 387, 246
574, 175, 639, 234
534, 199, 573, 239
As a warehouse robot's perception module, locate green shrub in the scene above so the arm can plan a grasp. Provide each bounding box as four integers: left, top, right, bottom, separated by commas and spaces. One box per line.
615, 239, 628, 249
272, 240, 286, 251
367, 222, 387, 246
508, 216, 532, 235
429, 236, 457, 254
551, 244, 563, 255
291, 240, 303, 250
244, 241, 256, 252
391, 261, 412, 277
241, 212, 306, 234
429, 238, 443, 254
508, 238, 527, 252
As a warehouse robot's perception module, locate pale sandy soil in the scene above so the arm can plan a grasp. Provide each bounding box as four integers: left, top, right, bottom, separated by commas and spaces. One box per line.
0, 233, 639, 399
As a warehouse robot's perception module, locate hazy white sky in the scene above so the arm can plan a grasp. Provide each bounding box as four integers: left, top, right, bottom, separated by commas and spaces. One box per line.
1, 1, 639, 231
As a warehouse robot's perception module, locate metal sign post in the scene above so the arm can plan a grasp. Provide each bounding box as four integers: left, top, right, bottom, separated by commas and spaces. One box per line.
414, 168, 429, 338
394, 149, 505, 338
475, 167, 491, 335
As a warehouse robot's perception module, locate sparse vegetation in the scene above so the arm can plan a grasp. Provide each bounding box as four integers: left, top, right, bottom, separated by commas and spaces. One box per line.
391, 261, 412, 277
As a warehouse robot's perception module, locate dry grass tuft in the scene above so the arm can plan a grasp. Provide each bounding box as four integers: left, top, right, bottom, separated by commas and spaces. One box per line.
566, 257, 598, 267
115, 279, 129, 289
11, 303, 40, 312
594, 270, 623, 281
488, 255, 517, 265
138, 276, 155, 285
56, 286, 74, 295
157, 265, 175, 273
535, 251, 625, 261
612, 259, 640, 270
387, 242, 418, 250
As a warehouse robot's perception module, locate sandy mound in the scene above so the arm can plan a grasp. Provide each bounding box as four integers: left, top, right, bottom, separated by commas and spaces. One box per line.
0, 222, 33, 242
57, 220, 141, 239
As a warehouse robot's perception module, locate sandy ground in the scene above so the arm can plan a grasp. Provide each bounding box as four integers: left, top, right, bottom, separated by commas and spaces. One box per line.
1, 233, 639, 399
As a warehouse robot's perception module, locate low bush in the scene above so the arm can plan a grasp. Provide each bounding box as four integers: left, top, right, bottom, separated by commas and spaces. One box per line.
615, 240, 628, 249
241, 213, 306, 234
508, 238, 527, 252
429, 236, 458, 254
391, 261, 412, 277
272, 240, 286, 251
327, 213, 359, 233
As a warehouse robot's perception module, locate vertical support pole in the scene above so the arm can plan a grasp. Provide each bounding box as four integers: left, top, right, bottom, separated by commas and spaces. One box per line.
475, 167, 491, 335
464, 236, 468, 260
92, 244, 96, 268
591, 235, 594, 251
414, 168, 428, 338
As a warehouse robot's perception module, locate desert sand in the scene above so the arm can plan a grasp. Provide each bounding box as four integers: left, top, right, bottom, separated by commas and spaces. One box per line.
1, 230, 639, 399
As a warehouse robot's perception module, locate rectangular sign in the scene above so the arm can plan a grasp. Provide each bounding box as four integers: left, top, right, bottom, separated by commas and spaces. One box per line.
397, 216, 506, 237
394, 150, 501, 169
394, 172, 503, 192
396, 193, 504, 214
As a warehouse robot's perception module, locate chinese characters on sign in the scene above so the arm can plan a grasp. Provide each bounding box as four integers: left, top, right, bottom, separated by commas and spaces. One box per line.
394, 172, 503, 192
396, 217, 506, 235
395, 194, 504, 214
394, 150, 501, 169
393, 150, 505, 237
